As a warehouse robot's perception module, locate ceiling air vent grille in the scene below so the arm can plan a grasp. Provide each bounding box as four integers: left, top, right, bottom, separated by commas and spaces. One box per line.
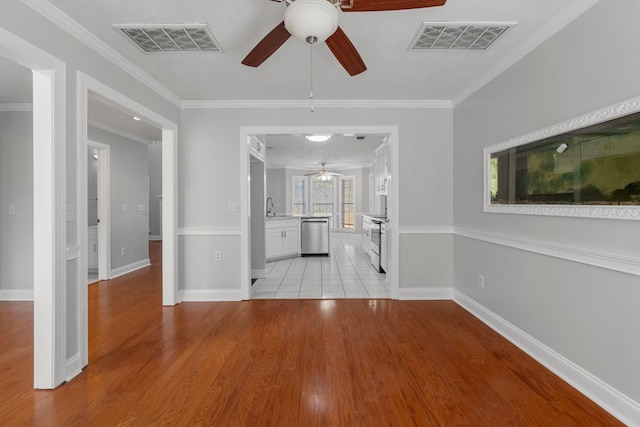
409, 22, 514, 51
115, 24, 222, 53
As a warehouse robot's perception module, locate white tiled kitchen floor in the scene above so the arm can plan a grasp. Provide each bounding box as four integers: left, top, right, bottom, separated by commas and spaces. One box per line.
251, 232, 389, 299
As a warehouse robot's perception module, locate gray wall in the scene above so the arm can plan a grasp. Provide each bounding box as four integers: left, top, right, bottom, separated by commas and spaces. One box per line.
0, 111, 33, 297
179, 107, 453, 293
453, 0, 640, 405
89, 126, 150, 271
88, 151, 98, 226
148, 141, 162, 239
265, 167, 286, 215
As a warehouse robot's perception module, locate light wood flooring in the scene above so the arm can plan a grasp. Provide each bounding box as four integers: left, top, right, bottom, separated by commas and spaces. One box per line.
0, 241, 622, 426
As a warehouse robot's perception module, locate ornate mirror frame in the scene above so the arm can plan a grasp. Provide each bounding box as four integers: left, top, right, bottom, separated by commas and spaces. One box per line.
483, 96, 640, 220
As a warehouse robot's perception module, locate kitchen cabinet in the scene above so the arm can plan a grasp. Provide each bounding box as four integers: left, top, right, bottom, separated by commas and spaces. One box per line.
249, 135, 265, 161
266, 219, 300, 260
380, 222, 388, 273
374, 140, 389, 196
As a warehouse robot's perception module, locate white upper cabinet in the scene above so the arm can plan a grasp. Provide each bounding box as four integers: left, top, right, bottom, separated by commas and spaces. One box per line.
249, 135, 265, 162
374, 140, 389, 196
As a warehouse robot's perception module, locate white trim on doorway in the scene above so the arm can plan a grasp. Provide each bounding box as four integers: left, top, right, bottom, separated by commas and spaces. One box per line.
239, 125, 400, 301
76, 72, 179, 371
0, 26, 67, 389
87, 140, 110, 282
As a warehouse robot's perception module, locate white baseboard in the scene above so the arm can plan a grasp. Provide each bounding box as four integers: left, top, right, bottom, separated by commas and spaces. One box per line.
148, 235, 162, 241
110, 259, 151, 279
251, 269, 266, 279
454, 290, 640, 427
65, 353, 83, 382
397, 287, 453, 300
182, 289, 243, 302
0, 289, 34, 301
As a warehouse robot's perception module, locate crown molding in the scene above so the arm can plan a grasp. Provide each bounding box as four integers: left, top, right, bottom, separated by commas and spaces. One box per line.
0, 103, 33, 111
88, 119, 150, 145
20, 0, 182, 107
451, 0, 601, 107
181, 99, 453, 110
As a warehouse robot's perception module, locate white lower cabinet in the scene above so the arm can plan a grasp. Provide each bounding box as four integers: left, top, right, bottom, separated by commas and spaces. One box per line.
266, 219, 300, 261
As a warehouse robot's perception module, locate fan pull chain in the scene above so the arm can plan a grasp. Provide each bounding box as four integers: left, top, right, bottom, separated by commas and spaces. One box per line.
309, 41, 314, 112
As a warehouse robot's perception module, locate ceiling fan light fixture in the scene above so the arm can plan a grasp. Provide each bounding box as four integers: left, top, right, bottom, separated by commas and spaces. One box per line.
305, 134, 332, 142
284, 0, 339, 44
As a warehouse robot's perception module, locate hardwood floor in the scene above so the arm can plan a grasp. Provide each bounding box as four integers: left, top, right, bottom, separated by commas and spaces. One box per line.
0, 241, 622, 426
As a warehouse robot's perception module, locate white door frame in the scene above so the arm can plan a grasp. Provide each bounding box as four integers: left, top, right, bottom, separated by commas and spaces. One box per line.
76, 72, 179, 369
0, 27, 67, 388
239, 125, 400, 301
88, 140, 110, 281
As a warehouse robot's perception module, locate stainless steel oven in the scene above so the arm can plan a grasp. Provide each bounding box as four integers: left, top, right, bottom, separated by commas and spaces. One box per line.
362, 216, 382, 272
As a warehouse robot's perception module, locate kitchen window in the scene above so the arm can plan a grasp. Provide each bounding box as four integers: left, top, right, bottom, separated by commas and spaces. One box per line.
341, 176, 355, 229
311, 177, 334, 218
291, 176, 308, 216
292, 175, 357, 229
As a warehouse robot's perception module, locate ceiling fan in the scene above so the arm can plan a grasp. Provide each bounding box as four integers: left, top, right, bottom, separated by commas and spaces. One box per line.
305, 162, 343, 180
242, 0, 447, 76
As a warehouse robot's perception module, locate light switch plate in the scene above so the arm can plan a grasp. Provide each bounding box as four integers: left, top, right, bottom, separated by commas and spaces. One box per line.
227, 202, 238, 213
9, 204, 15, 215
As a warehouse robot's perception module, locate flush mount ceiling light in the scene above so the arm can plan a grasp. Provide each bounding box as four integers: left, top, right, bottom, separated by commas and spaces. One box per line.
305, 135, 332, 142
284, 0, 339, 45
132, 116, 141, 121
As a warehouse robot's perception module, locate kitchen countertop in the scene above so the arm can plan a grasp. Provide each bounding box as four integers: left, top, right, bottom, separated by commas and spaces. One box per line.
361, 214, 387, 222
265, 215, 298, 221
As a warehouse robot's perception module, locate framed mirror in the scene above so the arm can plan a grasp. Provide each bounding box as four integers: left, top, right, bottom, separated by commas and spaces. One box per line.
484, 96, 640, 220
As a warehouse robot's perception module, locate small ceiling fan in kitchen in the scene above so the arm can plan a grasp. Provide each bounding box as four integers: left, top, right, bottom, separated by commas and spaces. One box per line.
305, 162, 343, 180
242, 0, 447, 76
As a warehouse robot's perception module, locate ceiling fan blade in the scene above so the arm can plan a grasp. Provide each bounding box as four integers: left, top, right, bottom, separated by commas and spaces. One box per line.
342, 0, 446, 12
326, 27, 367, 76
242, 21, 291, 67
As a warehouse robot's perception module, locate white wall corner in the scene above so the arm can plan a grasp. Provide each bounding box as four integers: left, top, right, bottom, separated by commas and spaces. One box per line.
397, 287, 453, 300
453, 290, 640, 427
110, 259, 151, 279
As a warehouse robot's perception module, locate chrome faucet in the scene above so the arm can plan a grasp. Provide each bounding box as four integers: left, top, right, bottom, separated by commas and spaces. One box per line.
266, 197, 274, 216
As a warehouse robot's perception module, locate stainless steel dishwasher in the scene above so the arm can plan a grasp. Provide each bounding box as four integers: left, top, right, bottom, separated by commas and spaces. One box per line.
300, 217, 330, 256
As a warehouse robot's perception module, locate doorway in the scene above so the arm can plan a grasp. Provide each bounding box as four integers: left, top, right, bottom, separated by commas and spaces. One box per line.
240, 126, 400, 301
0, 26, 67, 388
77, 73, 179, 370
87, 141, 109, 284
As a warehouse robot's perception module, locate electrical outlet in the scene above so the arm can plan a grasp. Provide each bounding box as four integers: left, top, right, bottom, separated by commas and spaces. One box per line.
215, 251, 222, 262
121, 248, 126, 257
478, 274, 485, 289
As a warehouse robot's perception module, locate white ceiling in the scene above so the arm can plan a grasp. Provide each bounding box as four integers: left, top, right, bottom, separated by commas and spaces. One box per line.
43, 0, 591, 101
0, 0, 597, 168
264, 133, 386, 170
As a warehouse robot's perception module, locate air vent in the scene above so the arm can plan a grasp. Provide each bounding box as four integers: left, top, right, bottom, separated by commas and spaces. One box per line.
409, 22, 515, 51
115, 24, 222, 53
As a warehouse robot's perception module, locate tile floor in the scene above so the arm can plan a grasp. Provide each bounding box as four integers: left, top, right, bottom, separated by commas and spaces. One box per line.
251, 232, 389, 299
